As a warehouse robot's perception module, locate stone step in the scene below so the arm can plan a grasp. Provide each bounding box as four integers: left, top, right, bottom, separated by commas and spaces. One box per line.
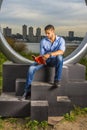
15, 64, 69, 96
0, 93, 30, 117
1, 79, 87, 117
31, 81, 87, 99
57, 96, 71, 103
0, 92, 72, 117
64, 81, 87, 96
31, 100, 48, 122
3, 63, 85, 92
15, 80, 87, 101
31, 81, 87, 116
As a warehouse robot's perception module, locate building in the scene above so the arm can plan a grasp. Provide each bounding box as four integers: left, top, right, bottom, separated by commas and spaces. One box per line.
0, 0, 3, 9
36, 27, 41, 42
28, 26, 34, 37
28, 26, 34, 42
28, 27, 42, 42
36, 27, 41, 36
85, 0, 87, 5
3, 27, 12, 37
22, 24, 27, 39
68, 31, 74, 38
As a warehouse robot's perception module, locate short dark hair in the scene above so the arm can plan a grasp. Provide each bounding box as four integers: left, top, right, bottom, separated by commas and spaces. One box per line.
44, 24, 55, 31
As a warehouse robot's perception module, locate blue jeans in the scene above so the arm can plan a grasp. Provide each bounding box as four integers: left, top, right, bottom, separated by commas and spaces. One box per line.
25, 55, 63, 92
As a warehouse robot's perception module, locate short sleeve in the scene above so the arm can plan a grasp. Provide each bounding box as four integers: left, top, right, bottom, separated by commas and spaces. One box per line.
40, 39, 45, 55
59, 37, 66, 52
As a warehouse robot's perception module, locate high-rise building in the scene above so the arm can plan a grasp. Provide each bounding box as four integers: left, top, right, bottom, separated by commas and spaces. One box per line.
28, 26, 33, 37
36, 27, 41, 42
36, 27, 41, 36
3, 27, 12, 37
0, 0, 3, 9
85, 0, 87, 5
22, 24, 27, 39
28, 26, 34, 42
68, 31, 74, 38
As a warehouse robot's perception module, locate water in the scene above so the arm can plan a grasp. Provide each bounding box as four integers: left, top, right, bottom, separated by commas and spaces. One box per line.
25, 42, 79, 53
25, 43, 40, 53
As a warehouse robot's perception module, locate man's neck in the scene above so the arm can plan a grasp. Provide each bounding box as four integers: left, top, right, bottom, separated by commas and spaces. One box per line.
50, 35, 56, 43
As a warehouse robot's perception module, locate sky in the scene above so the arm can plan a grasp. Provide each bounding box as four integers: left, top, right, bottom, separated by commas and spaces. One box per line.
0, 0, 87, 37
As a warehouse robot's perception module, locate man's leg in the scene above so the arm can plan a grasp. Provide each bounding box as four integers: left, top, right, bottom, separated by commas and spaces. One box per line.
54, 55, 63, 87
25, 62, 44, 92
54, 55, 63, 81
46, 55, 63, 87
23, 62, 44, 99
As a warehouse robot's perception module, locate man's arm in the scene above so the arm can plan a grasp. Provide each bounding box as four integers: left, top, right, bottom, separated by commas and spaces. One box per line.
43, 50, 64, 60
40, 39, 46, 55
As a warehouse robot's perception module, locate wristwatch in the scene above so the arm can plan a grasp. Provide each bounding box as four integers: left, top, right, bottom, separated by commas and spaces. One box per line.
49, 53, 52, 57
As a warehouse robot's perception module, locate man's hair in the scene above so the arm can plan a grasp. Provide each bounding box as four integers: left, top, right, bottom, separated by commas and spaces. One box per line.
44, 24, 55, 31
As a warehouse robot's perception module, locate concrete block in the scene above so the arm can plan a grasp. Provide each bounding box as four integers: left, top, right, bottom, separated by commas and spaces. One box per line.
31, 100, 48, 122
31, 81, 69, 100
67, 63, 86, 81
57, 96, 71, 103
0, 93, 30, 117
3, 78, 16, 92
31, 82, 72, 116
3, 62, 29, 92
2, 62, 68, 92
15, 79, 26, 96
31, 81, 87, 116
64, 81, 87, 96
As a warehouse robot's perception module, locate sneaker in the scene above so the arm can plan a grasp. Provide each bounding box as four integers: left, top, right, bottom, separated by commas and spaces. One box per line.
22, 91, 31, 100
19, 85, 31, 100
54, 80, 61, 87
18, 91, 31, 100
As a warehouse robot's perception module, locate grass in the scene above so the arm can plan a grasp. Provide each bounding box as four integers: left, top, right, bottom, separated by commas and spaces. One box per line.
0, 118, 49, 130
64, 106, 87, 122
0, 106, 86, 129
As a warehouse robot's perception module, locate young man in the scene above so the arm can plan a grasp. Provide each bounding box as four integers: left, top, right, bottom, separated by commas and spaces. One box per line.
23, 24, 66, 99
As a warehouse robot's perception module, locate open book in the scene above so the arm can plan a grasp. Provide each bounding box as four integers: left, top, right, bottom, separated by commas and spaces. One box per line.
32, 55, 46, 65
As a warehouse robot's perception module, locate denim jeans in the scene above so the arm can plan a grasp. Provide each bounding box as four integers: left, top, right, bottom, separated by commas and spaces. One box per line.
25, 55, 63, 92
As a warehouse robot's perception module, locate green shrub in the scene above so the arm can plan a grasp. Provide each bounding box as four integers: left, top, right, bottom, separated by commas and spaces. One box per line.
64, 106, 87, 122
39, 121, 48, 129
26, 120, 39, 130
0, 116, 4, 129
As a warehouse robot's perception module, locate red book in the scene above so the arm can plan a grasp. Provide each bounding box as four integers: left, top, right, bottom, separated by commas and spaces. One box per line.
32, 55, 46, 65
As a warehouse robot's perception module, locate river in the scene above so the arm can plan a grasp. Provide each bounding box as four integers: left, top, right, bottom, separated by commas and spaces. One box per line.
25, 42, 79, 53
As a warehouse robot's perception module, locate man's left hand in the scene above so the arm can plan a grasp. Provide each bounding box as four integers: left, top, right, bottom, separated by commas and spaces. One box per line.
42, 54, 50, 60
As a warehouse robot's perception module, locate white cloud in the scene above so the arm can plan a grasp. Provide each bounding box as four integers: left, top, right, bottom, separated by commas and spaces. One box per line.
0, 0, 87, 36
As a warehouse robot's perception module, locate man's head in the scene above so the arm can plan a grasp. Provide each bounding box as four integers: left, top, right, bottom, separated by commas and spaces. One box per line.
44, 24, 55, 40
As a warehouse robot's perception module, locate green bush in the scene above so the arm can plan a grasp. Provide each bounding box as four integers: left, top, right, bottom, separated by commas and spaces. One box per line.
25, 120, 48, 130
13, 42, 27, 52
64, 106, 87, 122
0, 116, 4, 129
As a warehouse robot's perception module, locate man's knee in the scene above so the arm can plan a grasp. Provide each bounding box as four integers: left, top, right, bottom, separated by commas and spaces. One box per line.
29, 65, 36, 73
56, 55, 63, 62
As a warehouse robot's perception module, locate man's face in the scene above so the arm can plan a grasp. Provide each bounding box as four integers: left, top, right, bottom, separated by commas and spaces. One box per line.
45, 29, 54, 40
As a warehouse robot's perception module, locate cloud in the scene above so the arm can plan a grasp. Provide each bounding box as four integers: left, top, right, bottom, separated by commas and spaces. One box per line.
0, 0, 87, 36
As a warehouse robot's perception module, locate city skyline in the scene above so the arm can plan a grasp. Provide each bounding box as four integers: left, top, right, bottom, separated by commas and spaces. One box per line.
3, 25, 75, 37
0, 0, 87, 37
3, 25, 83, 43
